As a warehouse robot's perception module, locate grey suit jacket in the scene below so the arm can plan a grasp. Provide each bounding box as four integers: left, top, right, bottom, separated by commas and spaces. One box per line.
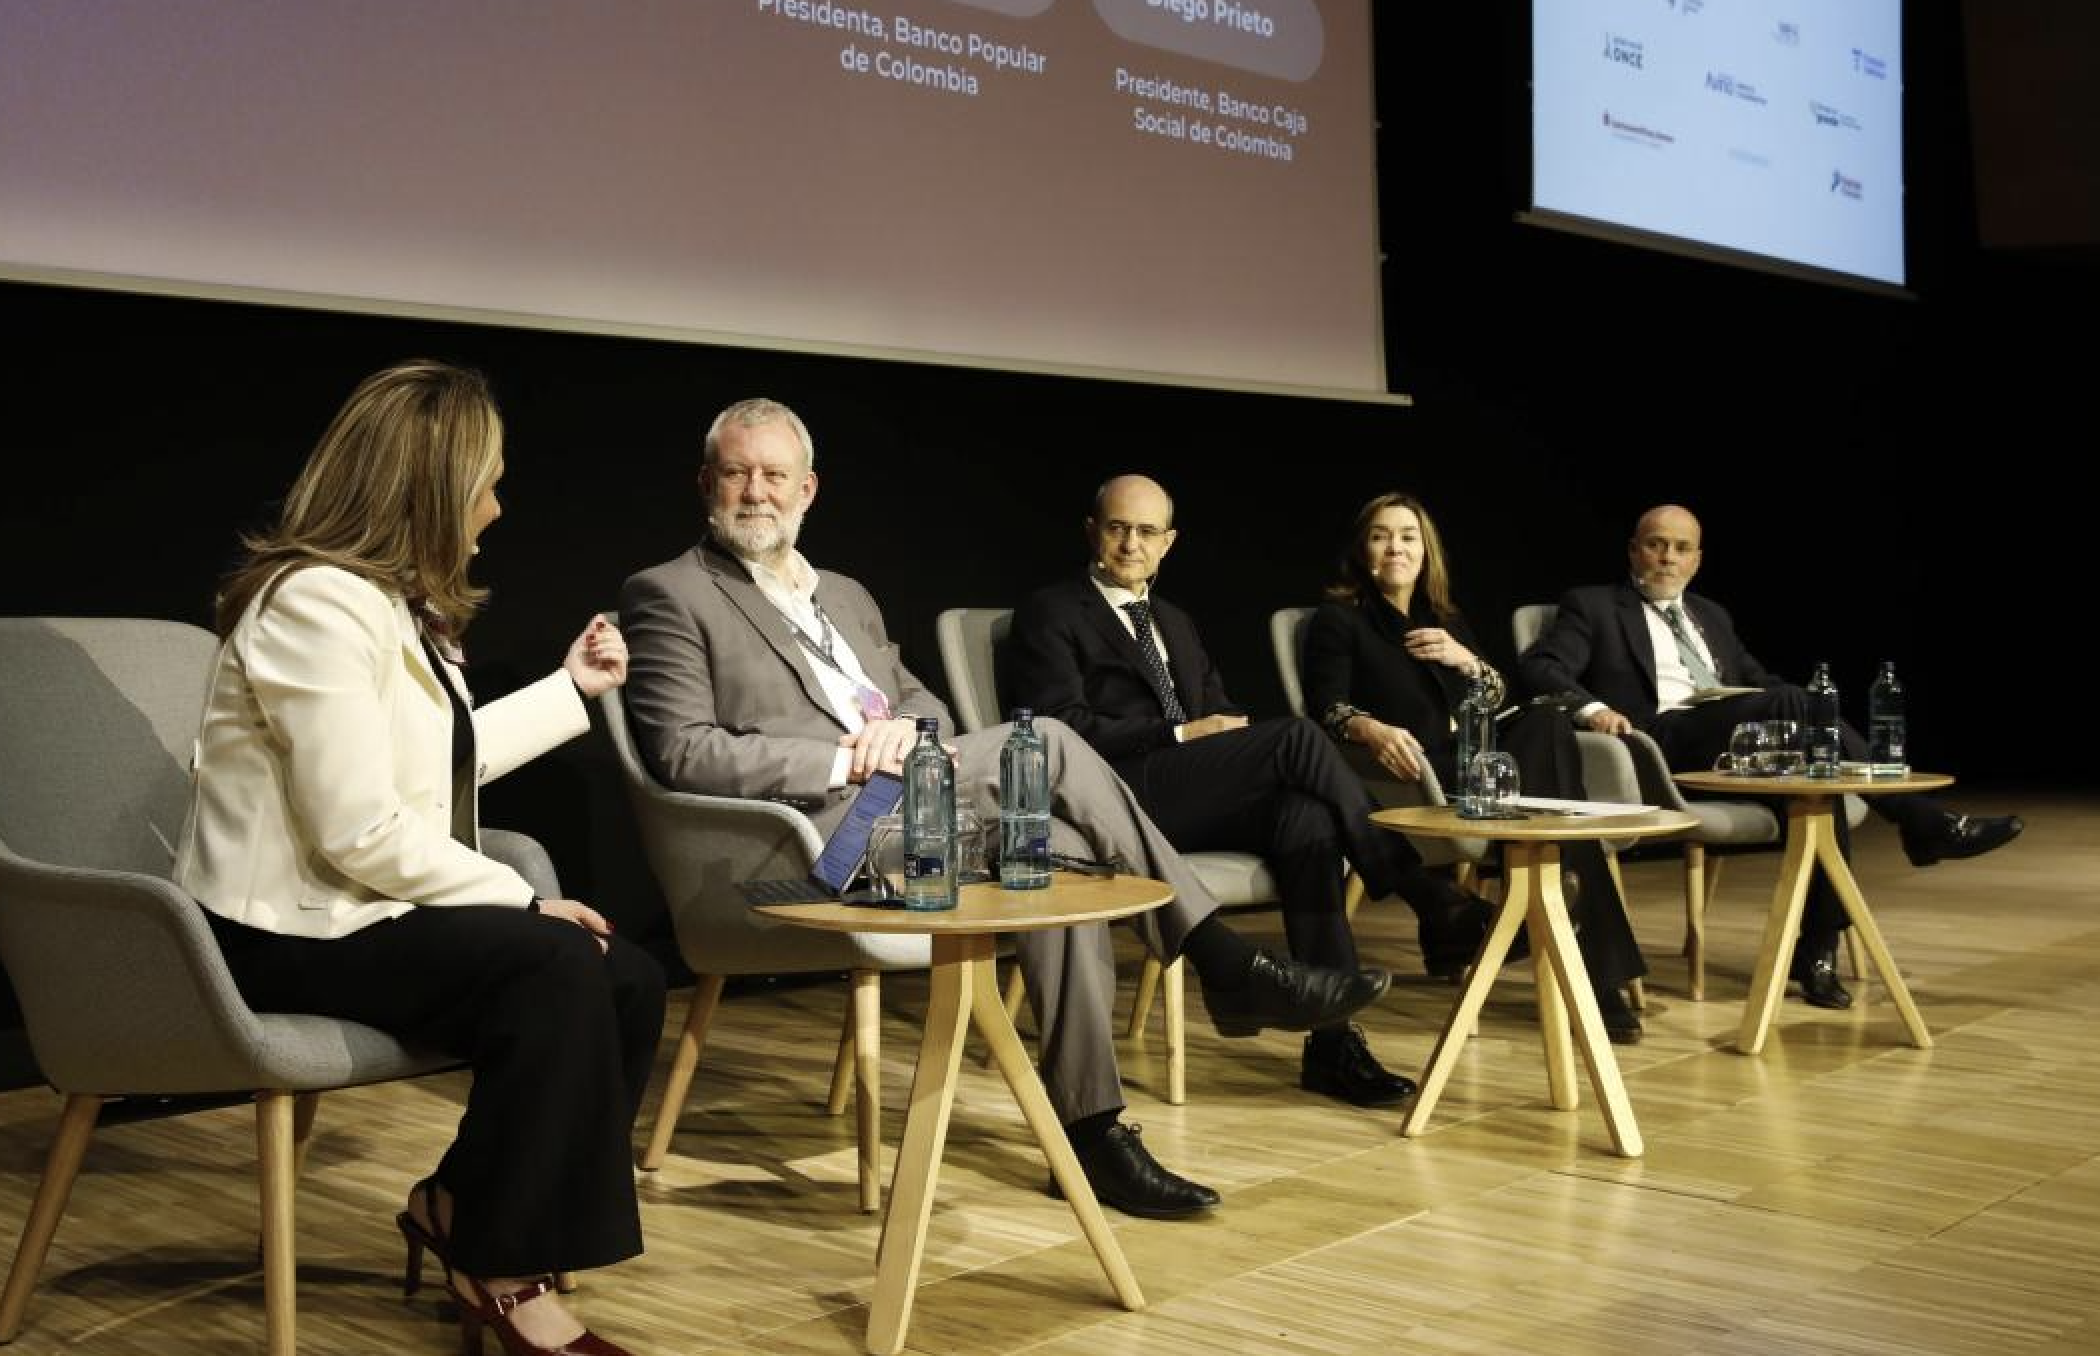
619, 539, 952, 835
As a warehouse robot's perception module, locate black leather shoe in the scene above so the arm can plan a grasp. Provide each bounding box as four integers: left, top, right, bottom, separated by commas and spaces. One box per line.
1902, 812, 2024, 868
1301, 1025, 1418, 1107
1595, 984, 1644, 1045
1050, 1123, 1219, 1219
1790, 940, 1854, 1010
1204, 951, 1390, 1038
1419, 892, 1523, 980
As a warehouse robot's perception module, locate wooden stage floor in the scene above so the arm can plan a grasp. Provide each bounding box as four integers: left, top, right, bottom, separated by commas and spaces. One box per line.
2, 789, 2091, 1355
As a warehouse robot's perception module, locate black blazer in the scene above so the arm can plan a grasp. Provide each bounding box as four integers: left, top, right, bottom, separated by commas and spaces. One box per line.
1301, 596, 1487, 786
1517, 581, 1779, 730
1007, 575, 1234, 769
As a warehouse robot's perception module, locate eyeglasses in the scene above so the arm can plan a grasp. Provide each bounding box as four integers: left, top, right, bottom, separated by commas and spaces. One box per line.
1099, 520, 1169, 543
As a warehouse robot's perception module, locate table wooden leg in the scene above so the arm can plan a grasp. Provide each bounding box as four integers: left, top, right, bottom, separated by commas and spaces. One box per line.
1522, 851, 1577, 1112
852, 969, 883, 1214
1815, 827, 1933, 1049
968, 945, 1145, 1312
1402, 872, 1531, 1138
866, 937, 973, 1356
1737, 801, 1821, 1055
1532, 853, 1643, 1158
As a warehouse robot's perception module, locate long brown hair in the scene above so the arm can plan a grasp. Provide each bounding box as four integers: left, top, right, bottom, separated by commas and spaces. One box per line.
1324, 491, 1460, 622
215, 361, 502, 636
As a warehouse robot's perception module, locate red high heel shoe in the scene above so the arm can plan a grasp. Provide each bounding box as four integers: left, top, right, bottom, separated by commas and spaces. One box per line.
454, 1273, 631, 1356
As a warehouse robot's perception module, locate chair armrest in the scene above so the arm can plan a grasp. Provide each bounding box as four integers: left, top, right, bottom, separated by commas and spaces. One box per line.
0, 848, 277, 1095
1618, 730, 1695, 811
481, 828, 563, 899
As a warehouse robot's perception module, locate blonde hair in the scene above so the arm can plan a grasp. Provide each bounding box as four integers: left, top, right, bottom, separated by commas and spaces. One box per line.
1325, 491, 1460, 622
216, 360, 503, 636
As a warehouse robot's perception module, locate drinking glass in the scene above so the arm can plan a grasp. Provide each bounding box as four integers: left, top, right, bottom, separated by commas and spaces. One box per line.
1760, 720, 1805, 776
1715, 722, 1765, 775
1460, 751, 1521, 818
952, 807, 989, 884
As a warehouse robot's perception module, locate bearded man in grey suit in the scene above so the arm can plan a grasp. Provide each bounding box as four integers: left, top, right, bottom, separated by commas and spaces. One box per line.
619, 397, 1389, 1220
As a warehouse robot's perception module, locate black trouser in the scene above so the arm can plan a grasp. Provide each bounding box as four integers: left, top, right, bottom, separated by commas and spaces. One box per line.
206, 906, 665, 1276
1116, 716, 1440, 974
1651, 688, 1945, 940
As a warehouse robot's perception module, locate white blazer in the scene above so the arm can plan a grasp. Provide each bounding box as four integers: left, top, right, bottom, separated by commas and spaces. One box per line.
175, 565, 590, 939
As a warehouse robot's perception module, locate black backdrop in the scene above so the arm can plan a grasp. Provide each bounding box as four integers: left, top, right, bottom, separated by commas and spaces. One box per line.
1, 6, 2084, 974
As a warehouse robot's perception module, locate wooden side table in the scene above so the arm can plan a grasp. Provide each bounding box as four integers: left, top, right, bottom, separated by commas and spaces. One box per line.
758, 873, 1170, 1355
1372, 804, 1699, 1159
1673, 770, 1952, 1054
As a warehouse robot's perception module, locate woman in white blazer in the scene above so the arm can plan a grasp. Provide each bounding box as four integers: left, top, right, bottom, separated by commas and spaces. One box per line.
176, 361, 663, 1356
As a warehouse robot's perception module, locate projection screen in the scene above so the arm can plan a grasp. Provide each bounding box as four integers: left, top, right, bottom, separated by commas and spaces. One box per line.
0, 0, 1390, 397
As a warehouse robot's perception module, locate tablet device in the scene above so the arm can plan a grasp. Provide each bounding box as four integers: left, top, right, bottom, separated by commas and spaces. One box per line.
738, 770, 904, 906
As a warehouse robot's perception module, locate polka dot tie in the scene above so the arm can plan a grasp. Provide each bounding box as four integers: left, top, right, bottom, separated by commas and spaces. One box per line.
1122, 599, 1187, 724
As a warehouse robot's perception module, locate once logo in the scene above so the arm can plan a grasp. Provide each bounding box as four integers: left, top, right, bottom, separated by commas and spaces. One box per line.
1603, 33, 1645, 68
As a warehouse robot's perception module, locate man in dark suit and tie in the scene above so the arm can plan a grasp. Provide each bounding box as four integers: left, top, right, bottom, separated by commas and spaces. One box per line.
1008, 475, 1496, 1108
1519, 503, 2022, 1007
621, 400, 1389, 1219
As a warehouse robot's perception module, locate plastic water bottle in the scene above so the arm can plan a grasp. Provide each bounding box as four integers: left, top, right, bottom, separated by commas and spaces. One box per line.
999, 708, 1052, 890
1453, 669, 1495, 813
901, 717, 957, 910
1805, 662, 1842, 778
1868, 661, 1906, 768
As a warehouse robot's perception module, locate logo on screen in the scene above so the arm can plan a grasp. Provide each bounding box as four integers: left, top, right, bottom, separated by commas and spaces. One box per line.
1774, 21, 1801, 47
1830, 170, 1864, 199
1603, 34, 1645, 69
1705, 71, 1769, 107
1810, 101, 1862, 131
1851, 48, 1888, 79
1602, 110, 1674, 147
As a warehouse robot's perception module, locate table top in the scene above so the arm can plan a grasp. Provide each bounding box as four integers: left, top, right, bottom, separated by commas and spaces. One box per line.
1673, 769, 1953, 797
752, 871, 1174, 936
1371, 804, 1699, 844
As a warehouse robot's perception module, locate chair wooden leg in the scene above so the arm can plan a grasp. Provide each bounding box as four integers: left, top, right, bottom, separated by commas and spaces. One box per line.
1164, 958, 1186, 1106
639, 974, 724, 1172
851, 970, 883, 1214
1454, 861, 1478, 894
827, 998, 856, 1117
1683, 844, 1709, 1001
1343, 871, 1366, 923
256, 1090, 297, 1356
289, 1091, 322, 1179
1844, 928, 1870, 984
0, 1093, 100, 1342
1125, 956, 1164, 1040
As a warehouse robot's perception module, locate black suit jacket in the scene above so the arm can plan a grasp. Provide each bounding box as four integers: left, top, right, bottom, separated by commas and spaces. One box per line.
1517, 581, 1779, 731
1301, 596, 1487, 786
1006, 575, 1234, 772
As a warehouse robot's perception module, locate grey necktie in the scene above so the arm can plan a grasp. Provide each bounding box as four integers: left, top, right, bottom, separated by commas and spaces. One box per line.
1660, 603, 1721, 689
1122, 599, 1187, 724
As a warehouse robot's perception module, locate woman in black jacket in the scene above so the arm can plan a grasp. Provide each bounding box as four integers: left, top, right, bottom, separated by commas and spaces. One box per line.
1302, 492, 1649, 1042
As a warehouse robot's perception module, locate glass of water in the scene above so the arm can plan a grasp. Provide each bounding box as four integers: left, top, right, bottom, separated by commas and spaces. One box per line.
1460, 751, 1521, 818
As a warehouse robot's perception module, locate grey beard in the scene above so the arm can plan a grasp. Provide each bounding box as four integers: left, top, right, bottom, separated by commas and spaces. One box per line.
710, 506, 803, 561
